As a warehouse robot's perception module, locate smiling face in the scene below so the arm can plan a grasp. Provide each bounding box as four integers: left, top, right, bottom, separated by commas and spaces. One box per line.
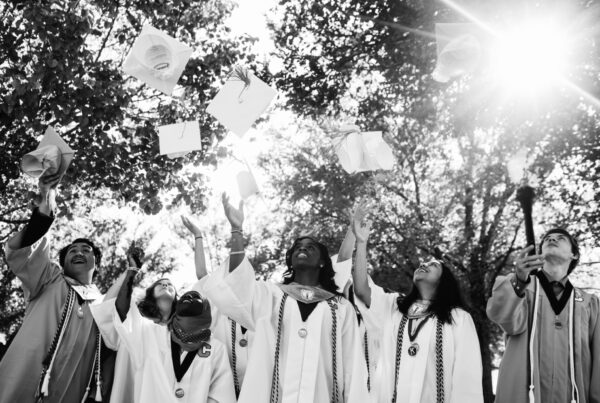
413, 258, 443, 290
290, 238, 323, 271
63, 242, 96, 280
175, 291, 208, 316
152, 279, 176, 302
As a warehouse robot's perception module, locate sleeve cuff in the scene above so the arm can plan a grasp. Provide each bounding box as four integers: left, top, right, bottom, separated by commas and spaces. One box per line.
511, 273, 530, 297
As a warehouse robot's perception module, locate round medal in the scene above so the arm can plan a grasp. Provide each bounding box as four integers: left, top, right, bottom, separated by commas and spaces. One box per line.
298, 328, 308, 338
77, 306, 84, 319
175, 387, 185, 398
408, 342, 419, 356
239, 338, 248, 347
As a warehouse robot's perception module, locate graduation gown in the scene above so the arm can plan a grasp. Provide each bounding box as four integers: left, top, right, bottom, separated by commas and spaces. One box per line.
92, 297, 236, 403
487, 273, 600, 403
365, 283, 483, 403
194, 275, 253, 393
0, 237, 112, 403
202, 257, 370, 403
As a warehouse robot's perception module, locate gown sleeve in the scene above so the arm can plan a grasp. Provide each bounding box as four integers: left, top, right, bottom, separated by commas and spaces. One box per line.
486, 274, 530, 336
5, 236, 61, 301
207, 340, 237, 403
200, 256, 275, 332
449, 309, 484, 403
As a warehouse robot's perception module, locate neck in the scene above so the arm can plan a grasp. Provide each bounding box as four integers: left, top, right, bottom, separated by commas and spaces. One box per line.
157, 299, 173, 322
293, 267, 321, 288
416, 283, 436, 301
542, 253, 570, 281
69, 272, 94, 285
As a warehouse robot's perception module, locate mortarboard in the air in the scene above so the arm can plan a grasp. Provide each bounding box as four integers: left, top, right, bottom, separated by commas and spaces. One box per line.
123, 25, 193, 95
333, 125, 395, 174
21, 126, 75, 180
157, 121, 202, 159
236, 169, 259, 200
206, 66, 277, 137
432, 23, 484, 83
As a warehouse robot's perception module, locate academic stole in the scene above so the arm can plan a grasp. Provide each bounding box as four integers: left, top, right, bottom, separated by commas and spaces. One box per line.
391, 315, 445, 403
36, 287, 103, 402
269, 293, 341, 403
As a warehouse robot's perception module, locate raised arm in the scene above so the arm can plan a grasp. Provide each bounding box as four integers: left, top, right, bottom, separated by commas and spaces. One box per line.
115, 248, 142, 321
182, 215, 208, 279
350, 204, 372, 307
222, 193, 245, 272
8, 173, 60, 250
337, 212, 356, 262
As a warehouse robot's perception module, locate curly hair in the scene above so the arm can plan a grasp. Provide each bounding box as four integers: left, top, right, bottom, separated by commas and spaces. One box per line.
137, 278, 178, 322
282, 236, 340, 295
397, 260, 466, 325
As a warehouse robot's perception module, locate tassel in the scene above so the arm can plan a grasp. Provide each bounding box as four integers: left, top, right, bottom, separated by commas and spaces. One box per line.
94, 380, 102, 401
528, 385, 535, 403
40, 372, 51, 396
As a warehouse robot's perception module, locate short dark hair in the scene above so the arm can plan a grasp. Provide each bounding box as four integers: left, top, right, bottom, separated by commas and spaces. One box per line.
398, 259, 466, 324
137, 278, 178, 322
538, 228, 580, 274
282, 236, 340, 295
59, 238, 102, 268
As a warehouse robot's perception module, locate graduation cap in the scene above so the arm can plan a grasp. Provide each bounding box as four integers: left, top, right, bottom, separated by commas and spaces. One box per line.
206, 66, 277, 137
236, 169, 259, 200
157, 121, 202, 159
123, 25, 193, 95
333, 125, 395, 174
21, 126, 75, 180
432, 23, 484, 83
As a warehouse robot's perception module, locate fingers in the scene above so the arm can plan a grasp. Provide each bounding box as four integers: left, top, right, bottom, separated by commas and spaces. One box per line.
518, 245, 535, 259
238, 199, 244, 215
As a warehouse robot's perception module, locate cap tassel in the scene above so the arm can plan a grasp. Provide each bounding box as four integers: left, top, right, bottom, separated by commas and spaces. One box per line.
528, 386, 535, 403
94, 382, 102, 401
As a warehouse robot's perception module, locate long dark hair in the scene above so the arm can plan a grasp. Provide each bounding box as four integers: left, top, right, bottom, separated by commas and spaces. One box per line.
397, 261, 465, 324
282, 236, 340, 295
137, 278, 178, 322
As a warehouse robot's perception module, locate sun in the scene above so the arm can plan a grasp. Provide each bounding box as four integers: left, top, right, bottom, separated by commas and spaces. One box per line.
489, 19, 570, 97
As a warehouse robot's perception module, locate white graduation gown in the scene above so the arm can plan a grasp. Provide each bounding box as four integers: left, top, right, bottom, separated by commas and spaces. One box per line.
367, 283, 483, 403
202, 257, 370, 403
91, 298, 236, 403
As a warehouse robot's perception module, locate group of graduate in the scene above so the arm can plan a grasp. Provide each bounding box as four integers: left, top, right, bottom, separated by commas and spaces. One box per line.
0, 171, 599, 403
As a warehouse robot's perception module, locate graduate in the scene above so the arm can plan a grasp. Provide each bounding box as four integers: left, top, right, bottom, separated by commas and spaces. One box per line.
202, 194, 370, 403
350, 206, 483, 403
487, 229, 600, 403
183, 215, 253, 398
0, 174, 115, 403
91, 245, 236, 403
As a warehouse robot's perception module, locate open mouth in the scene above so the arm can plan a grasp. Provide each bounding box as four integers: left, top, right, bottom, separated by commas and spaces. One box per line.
416, 267, 428, 274
71, 256, 87, 264
297, 251, 308, 258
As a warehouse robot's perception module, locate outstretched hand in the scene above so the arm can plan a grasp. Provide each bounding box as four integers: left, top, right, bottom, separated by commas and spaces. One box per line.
127, 242, 145, 269
349, 202, 372, 244
514, 245, 543, 281
38, 173, 61, 197
181, 215, 202, 238
222, 193, 244, 229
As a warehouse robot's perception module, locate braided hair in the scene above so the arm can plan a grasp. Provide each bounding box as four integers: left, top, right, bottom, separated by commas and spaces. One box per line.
282, 236, 340, 295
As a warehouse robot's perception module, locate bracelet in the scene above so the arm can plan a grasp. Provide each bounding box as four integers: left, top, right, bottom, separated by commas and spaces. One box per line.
230, 251, 245, 255
195, 235, 203, 240
231, 228, 243, 235
127, 267, 140, 272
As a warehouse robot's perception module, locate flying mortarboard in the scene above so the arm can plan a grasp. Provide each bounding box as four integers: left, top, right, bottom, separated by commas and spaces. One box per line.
21, 126, 75, 181
123, 25, 193, 95
157, 121, 202, 159
333, 125, 395, 174
432, 23, 484, 83
236, 169, 259, 200
206, 66, 277, 137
